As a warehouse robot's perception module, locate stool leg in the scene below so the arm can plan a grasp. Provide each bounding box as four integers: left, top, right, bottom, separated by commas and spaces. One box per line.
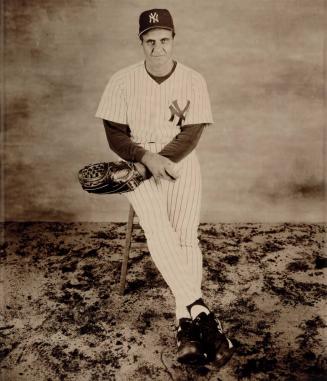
119, 206, 135, 295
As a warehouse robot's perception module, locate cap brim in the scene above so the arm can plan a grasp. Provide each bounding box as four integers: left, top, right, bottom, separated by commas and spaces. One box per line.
139, 26, 174, 37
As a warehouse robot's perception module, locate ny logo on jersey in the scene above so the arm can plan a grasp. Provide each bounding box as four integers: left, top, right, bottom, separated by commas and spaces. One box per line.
149, 12, 159, 23
169, 100, 190, 126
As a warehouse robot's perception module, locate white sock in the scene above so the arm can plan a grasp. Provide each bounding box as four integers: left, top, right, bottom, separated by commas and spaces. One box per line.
190, 304, 210, 320
176, 307, 191, 323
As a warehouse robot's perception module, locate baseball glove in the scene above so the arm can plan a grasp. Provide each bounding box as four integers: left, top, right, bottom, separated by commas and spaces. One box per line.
78, 161, 144, 194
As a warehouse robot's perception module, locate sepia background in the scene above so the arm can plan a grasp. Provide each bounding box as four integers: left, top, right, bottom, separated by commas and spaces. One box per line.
3, 0, 326, 223
1, 2, 326, 381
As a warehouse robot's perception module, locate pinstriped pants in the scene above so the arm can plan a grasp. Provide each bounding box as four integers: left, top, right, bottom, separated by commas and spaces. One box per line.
125, 143, 203, 319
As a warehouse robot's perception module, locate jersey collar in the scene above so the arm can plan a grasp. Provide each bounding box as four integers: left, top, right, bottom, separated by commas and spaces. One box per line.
144, 60, 177, 84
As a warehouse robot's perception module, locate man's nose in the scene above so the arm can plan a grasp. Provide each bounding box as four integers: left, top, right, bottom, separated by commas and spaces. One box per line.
152, 43, 164, 55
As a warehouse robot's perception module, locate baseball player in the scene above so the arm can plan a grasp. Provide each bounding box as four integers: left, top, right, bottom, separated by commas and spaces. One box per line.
96, 9, 234, 366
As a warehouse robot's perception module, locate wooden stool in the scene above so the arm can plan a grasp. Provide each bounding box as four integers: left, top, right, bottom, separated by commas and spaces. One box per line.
119, 205, 137, 295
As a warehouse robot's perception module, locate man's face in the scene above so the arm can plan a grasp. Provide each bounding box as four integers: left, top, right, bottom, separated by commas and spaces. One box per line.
141, 28, 174, 68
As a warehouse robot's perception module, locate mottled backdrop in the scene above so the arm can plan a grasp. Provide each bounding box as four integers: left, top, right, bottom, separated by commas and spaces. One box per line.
3, 0, 326, 222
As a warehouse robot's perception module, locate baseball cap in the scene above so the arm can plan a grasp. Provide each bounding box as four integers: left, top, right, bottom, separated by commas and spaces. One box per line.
139, 9, 174, 37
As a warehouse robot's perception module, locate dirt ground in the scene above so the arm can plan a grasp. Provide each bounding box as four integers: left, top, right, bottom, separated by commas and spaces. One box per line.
0, 222, 326, 381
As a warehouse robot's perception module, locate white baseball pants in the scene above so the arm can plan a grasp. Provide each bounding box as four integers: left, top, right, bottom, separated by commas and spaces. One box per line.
125, 143, 203, 319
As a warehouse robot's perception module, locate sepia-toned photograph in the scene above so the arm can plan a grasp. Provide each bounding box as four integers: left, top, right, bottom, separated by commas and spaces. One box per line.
1, 1, 326, 380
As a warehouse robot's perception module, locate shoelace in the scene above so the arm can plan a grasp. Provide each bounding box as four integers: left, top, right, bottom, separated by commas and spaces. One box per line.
178, 320, 197, 341
196, 313, 224, 340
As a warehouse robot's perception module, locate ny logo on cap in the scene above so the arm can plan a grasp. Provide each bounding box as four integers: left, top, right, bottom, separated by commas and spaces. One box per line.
149, 12, 159, 23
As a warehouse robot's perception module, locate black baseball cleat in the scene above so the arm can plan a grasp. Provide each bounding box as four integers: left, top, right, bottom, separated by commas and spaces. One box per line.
176, 318, 207, 365
193, 312, 234, 367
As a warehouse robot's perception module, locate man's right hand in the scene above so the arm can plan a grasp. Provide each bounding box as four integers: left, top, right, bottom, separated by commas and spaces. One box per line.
141, 151, 180, 182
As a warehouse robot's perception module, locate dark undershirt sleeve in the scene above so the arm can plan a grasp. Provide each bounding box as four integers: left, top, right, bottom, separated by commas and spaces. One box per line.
103, 119, 205, 163
103, 120, 147, 162
159, 124, 205, 162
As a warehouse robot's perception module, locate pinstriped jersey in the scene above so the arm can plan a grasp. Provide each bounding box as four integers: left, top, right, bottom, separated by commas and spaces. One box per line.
96, 61, 214, 144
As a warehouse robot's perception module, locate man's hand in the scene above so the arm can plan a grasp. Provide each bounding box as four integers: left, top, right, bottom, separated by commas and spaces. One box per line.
134, 162, 148, 179
141, 151, 180, 182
